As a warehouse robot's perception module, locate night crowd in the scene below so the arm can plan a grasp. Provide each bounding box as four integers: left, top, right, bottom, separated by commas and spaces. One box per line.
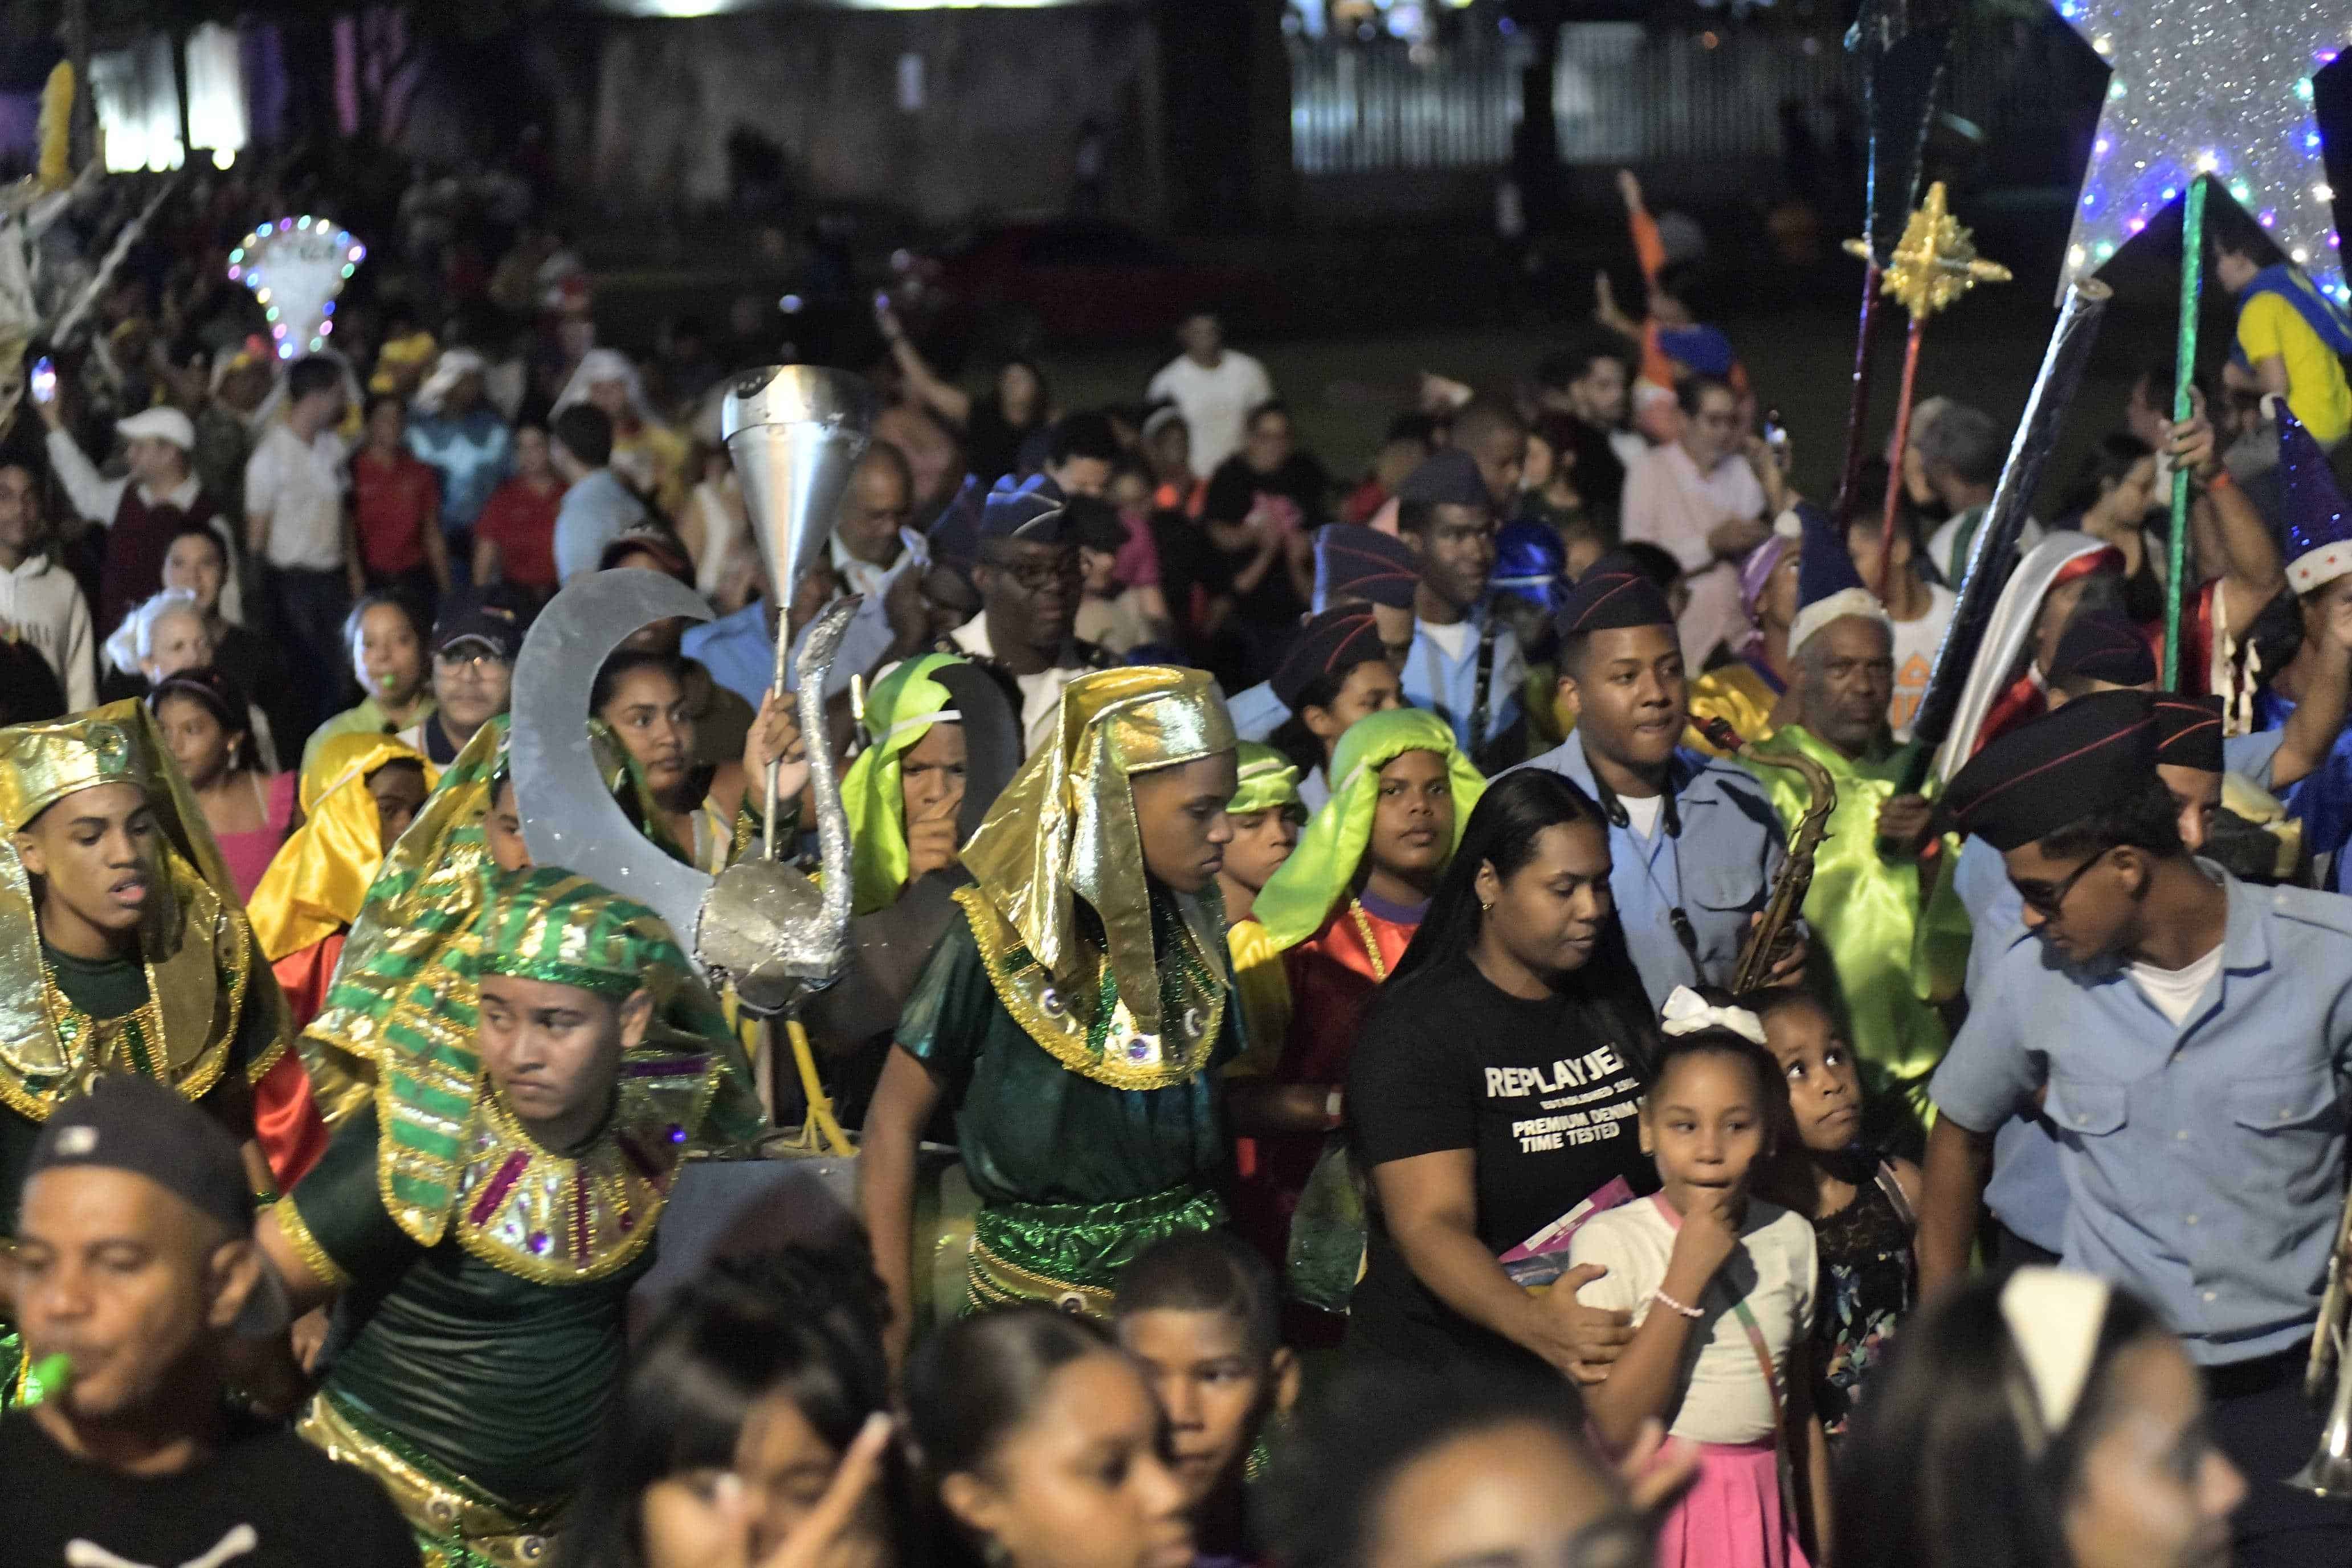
5, 158, 2352, 1568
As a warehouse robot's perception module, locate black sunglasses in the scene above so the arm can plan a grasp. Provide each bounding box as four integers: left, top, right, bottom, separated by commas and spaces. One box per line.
2018, 847, 2113, 919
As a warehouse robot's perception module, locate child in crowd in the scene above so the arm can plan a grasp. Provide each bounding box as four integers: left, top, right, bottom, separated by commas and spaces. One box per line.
1750, 988, 1919, 1443
1074, 496, 1153, 656
1569, 987, 1828, 1568
1113, 1231, 1302, 1566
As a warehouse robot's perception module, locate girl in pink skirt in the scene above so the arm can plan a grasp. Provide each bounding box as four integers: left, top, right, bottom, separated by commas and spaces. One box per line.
1569, 987, 1831, 1568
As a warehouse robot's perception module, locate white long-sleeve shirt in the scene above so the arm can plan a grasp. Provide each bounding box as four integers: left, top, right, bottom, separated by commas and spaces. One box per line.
0, 551, 96, 709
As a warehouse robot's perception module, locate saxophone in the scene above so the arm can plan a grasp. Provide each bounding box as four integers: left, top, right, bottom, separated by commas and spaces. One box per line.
1695, 717, 1836, 993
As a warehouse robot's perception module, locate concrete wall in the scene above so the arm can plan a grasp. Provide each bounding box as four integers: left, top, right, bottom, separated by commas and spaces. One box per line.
587, 6, 1163, 228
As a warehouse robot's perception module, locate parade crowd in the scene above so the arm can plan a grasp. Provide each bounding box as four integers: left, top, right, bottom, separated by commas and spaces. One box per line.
7, 162, 2352, 1568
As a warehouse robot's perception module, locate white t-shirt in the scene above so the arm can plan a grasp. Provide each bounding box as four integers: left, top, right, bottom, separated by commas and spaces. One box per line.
949, 613, 1085, 756
1886, 582, 1958, 742
1619, 792, 1665, 839
244, 422, 349, 572
1569, 1193, 1818, 1446
1145, 350, 1274, 477
2128, 942, 2224, 1026
1418, 616, 1473, 662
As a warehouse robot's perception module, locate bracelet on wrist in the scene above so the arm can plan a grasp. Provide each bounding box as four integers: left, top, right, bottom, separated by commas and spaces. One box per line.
1651, 1287, 1704, 1321
2204, 467, 2235, 493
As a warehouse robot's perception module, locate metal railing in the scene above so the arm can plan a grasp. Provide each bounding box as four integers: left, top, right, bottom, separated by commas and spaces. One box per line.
1289, 21, 2082, 178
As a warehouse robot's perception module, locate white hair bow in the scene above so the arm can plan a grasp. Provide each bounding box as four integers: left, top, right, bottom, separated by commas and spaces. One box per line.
1999, 1267, 2114, 1444
1659, 986, 1766, 1046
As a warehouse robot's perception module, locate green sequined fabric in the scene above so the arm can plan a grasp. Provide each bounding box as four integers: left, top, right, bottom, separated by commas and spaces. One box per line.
971, 1184, 1226, 1299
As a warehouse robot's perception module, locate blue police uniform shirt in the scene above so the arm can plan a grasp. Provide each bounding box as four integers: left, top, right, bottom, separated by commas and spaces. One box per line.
1402, 606, 1523, 754
1930, 864, 2352, 1366
1955, 726, 2293, 1257
1226, 680, 1290, 743
1514, 737, 1785, 1009
681, 600, 774, 712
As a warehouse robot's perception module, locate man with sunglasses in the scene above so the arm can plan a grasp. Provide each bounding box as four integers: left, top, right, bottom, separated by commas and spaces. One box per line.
1921, 688, 2352, 1567
944, 477, 1109, 755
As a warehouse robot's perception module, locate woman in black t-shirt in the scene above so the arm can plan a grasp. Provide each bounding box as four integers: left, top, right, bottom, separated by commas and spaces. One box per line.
1346, 768, 1658, 1377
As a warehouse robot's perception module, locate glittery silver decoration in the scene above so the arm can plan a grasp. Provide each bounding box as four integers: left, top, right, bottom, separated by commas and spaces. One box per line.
2052, 0, 2347, 305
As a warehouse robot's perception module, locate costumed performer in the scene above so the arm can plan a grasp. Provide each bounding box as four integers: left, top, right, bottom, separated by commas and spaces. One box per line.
0, 699, 292, 1403
1264, 607, 1403, 815
791, 651, 1022, 1132
1215, 742, 1304, 1062
244, 732, 436, 1187
1737, 507, 1966, 1139
1231, 707, 1483, 1271
254, 866, 764, 1568
858, 666, 1243, 1355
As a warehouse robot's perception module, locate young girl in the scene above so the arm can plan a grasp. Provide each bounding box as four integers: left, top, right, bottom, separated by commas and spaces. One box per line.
1569, 987, 1828, 1568
1750, 987, 1919, 1444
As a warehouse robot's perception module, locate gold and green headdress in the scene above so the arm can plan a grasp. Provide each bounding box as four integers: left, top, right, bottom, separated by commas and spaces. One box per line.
300, 713, 683, 1127
956, 666, 1238, 1089
370, 865, 763, 1281
248, 733, 437, 964
1250, 707, 1484, 952
0, 700, 290, 1120
843, 652, 964, 916
1227, 741, 1302, 818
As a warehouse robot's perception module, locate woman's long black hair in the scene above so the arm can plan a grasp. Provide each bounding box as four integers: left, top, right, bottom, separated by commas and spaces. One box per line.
1380, 768, 1656, 1063
557, 1241, 902, 1568
1834, 1271, 2167, 1568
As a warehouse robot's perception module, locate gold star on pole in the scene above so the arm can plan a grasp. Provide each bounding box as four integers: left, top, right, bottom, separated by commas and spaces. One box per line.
1842, 182, 2012, 320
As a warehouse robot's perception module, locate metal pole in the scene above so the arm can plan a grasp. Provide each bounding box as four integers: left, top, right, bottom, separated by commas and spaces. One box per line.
2163, 175, 2207, 690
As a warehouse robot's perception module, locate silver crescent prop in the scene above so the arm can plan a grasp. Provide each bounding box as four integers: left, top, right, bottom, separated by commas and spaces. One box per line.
511, 567, 717, 957
510, 568, 863, 1016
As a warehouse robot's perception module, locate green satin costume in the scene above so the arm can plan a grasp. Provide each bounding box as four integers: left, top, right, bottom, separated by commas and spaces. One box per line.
284, 867, 763, 1568
899, 667, 1243, 1316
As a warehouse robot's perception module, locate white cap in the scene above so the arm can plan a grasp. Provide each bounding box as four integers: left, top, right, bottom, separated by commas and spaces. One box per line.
116, 407, 197, 451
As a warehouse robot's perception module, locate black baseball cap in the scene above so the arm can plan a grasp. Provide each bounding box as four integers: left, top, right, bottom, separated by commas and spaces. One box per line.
27, 1076, 251, 1234
432, 596, 524, 661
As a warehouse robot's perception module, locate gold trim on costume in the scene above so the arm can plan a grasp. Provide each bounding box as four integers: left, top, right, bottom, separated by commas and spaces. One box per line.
966, 1236, 1115, 1318
275, 1195, 354, 1290
440, 1061, 718, 1285
297, 1391, 560, 1568
954, 884, 1226, 1093
958, 667, 1236, 1040
0, 701, 287, 1122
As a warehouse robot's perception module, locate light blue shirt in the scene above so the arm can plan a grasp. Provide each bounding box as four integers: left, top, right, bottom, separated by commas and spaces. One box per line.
1402, 606, 1523, 755
1226, 680, 1289, 742
1930, 865, 2352, 1365
1514, 738, 1785, 1009
1958, 726, 2293, 1255
553, 469, 651, 584
682, 600, 774, 712
407, 410, 513, 531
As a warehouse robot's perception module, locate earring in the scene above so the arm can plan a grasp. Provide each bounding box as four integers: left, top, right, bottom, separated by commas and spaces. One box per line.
1480, 900, 1493, 913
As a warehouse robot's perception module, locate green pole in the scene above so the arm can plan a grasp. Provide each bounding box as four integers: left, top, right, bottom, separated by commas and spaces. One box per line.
2163, 175, 2207, 690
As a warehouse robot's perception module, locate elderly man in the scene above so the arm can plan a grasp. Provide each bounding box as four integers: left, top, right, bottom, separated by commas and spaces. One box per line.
1737, 505, 1965, 1138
